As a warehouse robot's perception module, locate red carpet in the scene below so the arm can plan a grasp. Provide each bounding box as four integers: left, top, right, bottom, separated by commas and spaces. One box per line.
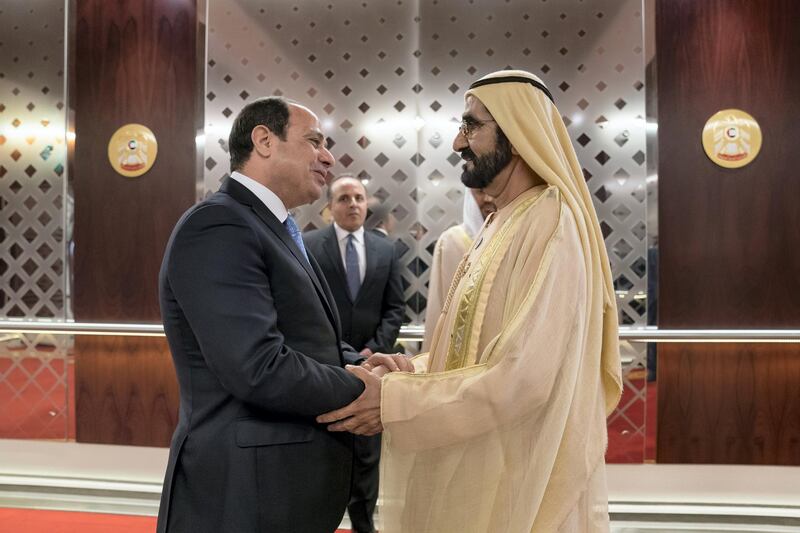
0, 508, 157, 533
0, 508, 353, 533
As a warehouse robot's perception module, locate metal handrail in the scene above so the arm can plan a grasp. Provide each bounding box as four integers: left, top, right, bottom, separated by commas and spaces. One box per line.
1, 321, 799, 343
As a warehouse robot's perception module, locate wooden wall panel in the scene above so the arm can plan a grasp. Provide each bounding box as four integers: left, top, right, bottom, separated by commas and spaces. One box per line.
75, 337, 179, 446
657, 0, 800, 326
658, 344, 800, 464
656, 0, 800, 463
71, 0, 197, 445
72, 0, 198, 321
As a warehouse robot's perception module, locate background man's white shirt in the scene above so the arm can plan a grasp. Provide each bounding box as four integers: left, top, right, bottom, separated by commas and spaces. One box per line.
334, 223, 366, 283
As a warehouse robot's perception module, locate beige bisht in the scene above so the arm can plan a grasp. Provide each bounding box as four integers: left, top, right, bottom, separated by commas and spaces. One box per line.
379, 70, 623, 533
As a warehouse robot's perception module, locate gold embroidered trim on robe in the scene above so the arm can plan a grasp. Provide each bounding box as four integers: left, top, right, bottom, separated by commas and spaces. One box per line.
444, 186, 554, 370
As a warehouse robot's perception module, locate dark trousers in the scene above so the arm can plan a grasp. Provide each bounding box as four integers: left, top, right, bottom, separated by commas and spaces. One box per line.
348, 433, 381, 533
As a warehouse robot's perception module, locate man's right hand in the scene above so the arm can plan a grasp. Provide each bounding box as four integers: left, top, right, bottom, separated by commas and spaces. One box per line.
361, 352, 415, 374
317, 365, 383, 435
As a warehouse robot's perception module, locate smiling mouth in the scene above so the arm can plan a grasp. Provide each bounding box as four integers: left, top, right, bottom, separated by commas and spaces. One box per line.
121, 162, 145, 171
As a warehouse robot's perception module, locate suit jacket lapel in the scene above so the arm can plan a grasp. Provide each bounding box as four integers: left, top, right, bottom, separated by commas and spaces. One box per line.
220, 178, 339, 327
307, 252, 345, 364
322, 225, 352, 302
357, 231, 380, 304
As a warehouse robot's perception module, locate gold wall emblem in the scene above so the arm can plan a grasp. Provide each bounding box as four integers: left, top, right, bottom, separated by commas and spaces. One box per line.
107, 124, 158, 177
702, 109, 762, 169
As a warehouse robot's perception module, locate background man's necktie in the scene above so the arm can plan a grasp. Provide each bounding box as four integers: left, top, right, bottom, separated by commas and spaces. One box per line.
283, 214, 309, 263
345, 233, 361, 300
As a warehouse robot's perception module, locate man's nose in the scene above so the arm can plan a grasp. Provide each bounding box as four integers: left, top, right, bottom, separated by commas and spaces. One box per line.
320, 146, 335, 167
453, 130, 468, 152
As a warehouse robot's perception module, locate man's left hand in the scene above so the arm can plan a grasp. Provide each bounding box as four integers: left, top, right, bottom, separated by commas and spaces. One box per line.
317, 365, 383, 435
361, 352, 414, 373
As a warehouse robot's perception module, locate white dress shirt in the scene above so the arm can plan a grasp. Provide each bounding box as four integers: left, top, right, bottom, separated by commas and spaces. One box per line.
230, 171, 288, 223
334, 223, 366, 283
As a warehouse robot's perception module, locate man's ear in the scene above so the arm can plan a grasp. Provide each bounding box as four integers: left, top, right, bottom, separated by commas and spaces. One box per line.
251, 125, 273, 159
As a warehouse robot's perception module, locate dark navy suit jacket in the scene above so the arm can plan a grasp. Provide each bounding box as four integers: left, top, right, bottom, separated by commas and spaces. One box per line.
157, 177, 365, 533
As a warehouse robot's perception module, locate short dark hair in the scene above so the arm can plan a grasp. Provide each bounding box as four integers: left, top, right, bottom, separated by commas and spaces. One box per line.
326, 174, 361, 202
228, 97, 291, 172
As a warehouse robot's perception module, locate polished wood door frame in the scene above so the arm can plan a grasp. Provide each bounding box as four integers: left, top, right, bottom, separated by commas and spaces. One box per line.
70, 0, 199, 446
655, 0, 800, 464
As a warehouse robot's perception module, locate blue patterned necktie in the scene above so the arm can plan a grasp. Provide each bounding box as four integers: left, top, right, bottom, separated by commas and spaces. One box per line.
345, 233, 361, 300
283, 214, 309, 263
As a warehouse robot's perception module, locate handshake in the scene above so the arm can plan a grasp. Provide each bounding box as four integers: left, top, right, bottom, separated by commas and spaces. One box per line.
316, 353, 415, 437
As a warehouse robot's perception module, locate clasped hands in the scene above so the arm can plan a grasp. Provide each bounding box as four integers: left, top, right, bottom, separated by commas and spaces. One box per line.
316, 353, 414, 436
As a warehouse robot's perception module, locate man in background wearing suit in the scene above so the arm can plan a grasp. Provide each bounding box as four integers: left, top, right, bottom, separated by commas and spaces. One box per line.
157, 97, 381, 533
304, 176, 405, 533
365, 198, 397, 238
366, 198, 410, 265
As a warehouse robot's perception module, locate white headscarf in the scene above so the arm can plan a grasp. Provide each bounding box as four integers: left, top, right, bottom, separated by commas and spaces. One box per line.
461, 188, 485, 239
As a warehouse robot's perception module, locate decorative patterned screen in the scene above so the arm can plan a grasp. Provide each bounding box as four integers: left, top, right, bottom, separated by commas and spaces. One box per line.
0, 0, 71, 439
204, 0, 648, 326
205, 0, 649, 461
1, 0, 67, 320
0, 0, 650, 455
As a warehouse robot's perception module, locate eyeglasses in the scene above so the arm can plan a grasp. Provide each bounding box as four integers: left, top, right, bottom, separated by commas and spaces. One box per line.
458, 118, 496, 138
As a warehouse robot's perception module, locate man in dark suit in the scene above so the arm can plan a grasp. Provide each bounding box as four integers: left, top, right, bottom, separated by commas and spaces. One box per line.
304, 177, 405, 533
157, 97, 381, 533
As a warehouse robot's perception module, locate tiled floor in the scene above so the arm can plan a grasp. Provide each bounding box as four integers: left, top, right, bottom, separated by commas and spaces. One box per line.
0, 440, 798, 532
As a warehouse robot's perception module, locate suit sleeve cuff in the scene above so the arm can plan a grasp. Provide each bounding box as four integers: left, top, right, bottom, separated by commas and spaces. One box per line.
342, 350, 366, 366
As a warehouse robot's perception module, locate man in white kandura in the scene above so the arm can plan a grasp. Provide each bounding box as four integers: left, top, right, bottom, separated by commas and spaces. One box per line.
318, 69, 623, 532
422, 187, 495, 351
